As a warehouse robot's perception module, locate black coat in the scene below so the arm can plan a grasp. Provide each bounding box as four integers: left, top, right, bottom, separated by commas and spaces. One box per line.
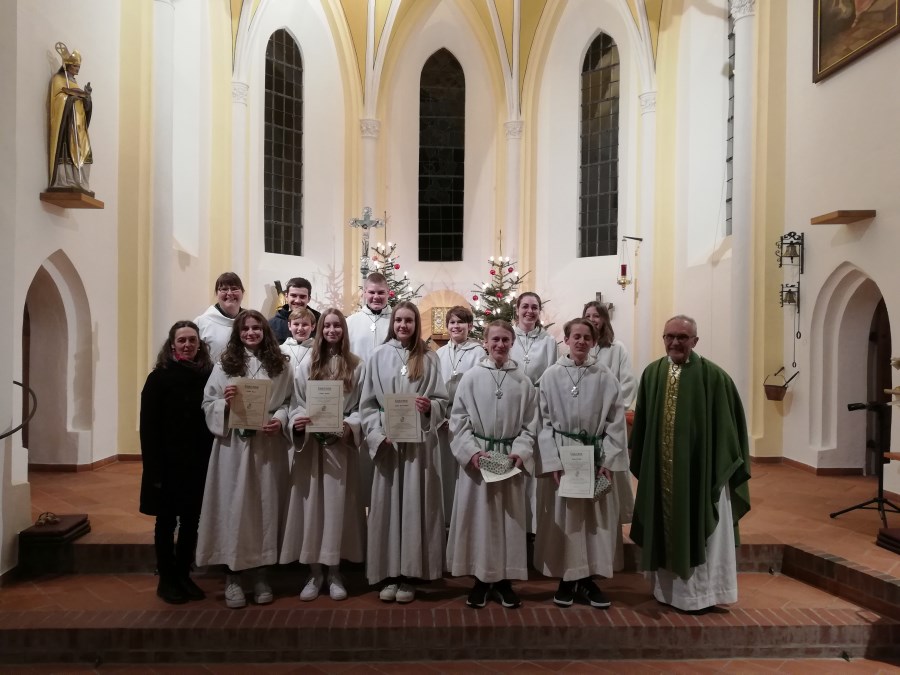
139, 359, 214, 517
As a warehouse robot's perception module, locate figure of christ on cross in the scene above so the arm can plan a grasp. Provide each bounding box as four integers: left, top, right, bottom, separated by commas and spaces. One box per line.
349, 207, 385, 286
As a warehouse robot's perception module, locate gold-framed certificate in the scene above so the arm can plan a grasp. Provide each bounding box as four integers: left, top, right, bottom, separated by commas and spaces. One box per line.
383, 393, 424, 443
557, 444, 595, 499
306, 380, 344, 434
228, 378, 271, 430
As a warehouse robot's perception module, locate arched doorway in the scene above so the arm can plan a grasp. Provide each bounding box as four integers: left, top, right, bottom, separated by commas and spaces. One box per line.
809, 263, 889, 472
22, 251, 93, 468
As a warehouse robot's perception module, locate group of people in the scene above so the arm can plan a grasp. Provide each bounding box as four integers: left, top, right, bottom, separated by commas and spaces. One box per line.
139, 270, 750, 614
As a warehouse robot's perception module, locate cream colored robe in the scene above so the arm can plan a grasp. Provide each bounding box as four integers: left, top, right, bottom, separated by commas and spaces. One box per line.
194, 305, 236, 364
360, 340, 449, 584
279, 357, 366, 566
446, 357, 538, 582
534, 355, 627, 581
195, 355, 293, 571
436, 339, 485, 522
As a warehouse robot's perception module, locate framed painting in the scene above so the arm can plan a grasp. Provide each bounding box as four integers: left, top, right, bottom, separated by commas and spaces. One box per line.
814, 0, 900, 82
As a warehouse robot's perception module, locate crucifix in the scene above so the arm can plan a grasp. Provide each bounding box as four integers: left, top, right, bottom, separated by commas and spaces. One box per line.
349, 207, 384, 285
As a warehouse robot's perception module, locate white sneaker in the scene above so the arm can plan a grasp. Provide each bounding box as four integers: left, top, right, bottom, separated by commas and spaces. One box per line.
395, 582, 415, 603
328, 571, 347, 601
300, 573, 324, 601
253, 569, 273, 605
224, 575, 246, 609
379, 582, 399, 602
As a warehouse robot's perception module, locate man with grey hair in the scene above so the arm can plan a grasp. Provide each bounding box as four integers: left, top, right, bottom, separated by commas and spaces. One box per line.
629, 315, 750, 612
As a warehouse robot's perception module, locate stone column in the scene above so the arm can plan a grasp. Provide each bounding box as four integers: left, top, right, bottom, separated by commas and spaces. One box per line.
503, 121, 523, 261
360, 118, 380, 216
635, 91, 657, 372
231, 81, 249, 279
152, 0, 176, 346
730, 0, 756, 407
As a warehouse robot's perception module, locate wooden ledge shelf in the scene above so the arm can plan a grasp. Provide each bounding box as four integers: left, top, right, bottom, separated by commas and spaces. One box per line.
40, 191, 105, 209
810, 210, 875, 225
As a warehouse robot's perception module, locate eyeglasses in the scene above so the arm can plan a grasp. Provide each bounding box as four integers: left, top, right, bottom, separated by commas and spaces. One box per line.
662, 333, 695, 343
217, 286, 243, 294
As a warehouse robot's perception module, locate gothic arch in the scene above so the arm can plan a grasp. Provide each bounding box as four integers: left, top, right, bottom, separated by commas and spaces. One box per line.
808, 262, 883, 469
23, 250, 93, 466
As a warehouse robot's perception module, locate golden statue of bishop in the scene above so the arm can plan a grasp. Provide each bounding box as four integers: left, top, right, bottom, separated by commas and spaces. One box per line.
48, 42, 93, 195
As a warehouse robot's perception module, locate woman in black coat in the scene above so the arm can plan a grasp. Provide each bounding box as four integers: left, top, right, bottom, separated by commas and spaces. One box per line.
140, 320, 214, 604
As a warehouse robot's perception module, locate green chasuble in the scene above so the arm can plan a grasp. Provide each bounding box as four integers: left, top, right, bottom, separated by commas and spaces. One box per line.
629, 353, 750, 580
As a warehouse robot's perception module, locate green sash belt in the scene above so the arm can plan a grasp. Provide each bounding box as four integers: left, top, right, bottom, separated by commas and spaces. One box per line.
552, 428, 606, 467
473, 431, 518, 454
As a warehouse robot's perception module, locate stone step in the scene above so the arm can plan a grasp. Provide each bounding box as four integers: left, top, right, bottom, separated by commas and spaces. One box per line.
1, 570, 898, 665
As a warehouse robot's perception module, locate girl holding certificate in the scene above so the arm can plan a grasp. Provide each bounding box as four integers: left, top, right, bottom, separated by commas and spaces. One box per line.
281, 308, 366, 601
436, 305, 484, 523
360, 301, 449, 603
196, 310, 293, 609
447, 320, 538, 609
139, 321, 214, 604
533, 318, 627, 609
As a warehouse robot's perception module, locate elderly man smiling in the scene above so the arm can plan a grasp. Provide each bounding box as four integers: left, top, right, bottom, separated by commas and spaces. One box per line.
629, 315, 751, 613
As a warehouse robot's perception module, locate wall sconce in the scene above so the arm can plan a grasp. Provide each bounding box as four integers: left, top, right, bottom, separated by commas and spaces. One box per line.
776, 232, 804, 273
616, 236, 643, 291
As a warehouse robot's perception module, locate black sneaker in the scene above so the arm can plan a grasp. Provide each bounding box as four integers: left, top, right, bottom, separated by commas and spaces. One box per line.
466, 580, 490, 609
156, 576, 189, 605
553, 579, 576, 607
178, 575, 206, 601
492, 579, 521, 609
577, 577, 611, 608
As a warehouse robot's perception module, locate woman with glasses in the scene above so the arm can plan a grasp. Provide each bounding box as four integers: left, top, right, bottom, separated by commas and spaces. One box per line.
194, 272, 245, 362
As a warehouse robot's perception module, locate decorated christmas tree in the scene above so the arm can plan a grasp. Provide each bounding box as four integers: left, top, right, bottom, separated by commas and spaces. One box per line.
469, 255, 530, 340
366, 241, 423, 308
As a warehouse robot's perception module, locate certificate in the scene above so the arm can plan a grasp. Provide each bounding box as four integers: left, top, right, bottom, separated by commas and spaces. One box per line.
384, 394, 424, 444
228, 378, 271, 431
557, 444, 595, 499
480, 465, 522, 483
306, 380, 344, 433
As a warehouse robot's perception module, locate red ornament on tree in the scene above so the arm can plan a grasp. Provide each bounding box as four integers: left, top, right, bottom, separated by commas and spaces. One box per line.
496, 293, 503, 298
508, 267, 514, 273
485, 310, 492, 315
389, 291, 395, 297
490, 269, 496, 275
394, 264, 400, 270
472, 295, 479, 301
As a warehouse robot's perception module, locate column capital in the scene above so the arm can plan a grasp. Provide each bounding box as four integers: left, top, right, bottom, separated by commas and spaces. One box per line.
360, 118, 381, 138
730, 0, 756, 21
639, 91, 657, 115
232, 81, 249, 105
504, 120, 524, 139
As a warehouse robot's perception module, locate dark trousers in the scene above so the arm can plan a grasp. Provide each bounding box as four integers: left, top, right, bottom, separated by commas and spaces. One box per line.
154, 512, 200, 578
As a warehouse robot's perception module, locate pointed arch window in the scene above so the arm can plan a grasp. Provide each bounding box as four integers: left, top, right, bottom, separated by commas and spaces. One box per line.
264, 29, 303, 256
418, 49, 465, 262
579, 32, 620, 258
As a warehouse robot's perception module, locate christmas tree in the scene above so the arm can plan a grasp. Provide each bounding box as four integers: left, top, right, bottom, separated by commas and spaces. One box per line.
366, 241, 423, 308
469, 255, 530, 340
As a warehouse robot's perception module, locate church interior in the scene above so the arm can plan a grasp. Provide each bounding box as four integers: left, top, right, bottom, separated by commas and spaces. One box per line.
2, 0, 900, 668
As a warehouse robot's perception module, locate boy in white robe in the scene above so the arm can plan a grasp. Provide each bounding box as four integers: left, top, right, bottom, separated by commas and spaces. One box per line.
280, 308, 315, 372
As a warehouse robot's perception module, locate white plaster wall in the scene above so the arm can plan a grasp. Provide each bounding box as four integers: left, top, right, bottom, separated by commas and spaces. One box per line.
782, 1, 900, 491
0, 0, 31, 578
381, 1, 498, 314
242, 0, 347, 313
670, 0, 734, 367
534, 0, 642, 346
14, 1, 121, 466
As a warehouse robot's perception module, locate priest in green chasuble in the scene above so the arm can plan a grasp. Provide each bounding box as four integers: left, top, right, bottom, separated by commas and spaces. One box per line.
629, 315, 750, 612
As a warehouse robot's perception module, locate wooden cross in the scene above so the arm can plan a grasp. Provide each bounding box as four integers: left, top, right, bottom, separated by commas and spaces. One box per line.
349, 207, 385, 284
